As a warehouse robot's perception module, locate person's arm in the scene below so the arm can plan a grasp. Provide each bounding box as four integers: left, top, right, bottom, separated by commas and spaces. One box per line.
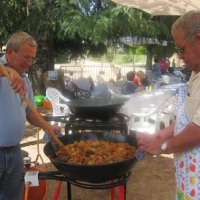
155, 123, 175, 140
137, 124, 174, 155
137, 122, 200, 155
166, 122, 200, 154
26, 110, 61, 134
0, 66, 26, 98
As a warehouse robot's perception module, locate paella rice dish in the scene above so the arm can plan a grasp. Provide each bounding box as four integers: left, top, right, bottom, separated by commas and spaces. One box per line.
55, 140, 136, 165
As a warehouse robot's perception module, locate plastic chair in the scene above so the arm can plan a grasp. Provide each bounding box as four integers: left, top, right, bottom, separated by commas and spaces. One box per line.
46, 87, 71, 116
128, 96, 175, 134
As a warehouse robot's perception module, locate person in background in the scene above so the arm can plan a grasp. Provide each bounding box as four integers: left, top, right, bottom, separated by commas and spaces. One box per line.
159, 58, 169, 74
0, 31, 61, 199
137, 10, 200, 200
166, 58, 171, 69
152, 57, 161, 78
172, 58, 176, 69
133, 70, 149, 87
168, 58, 176, 73
121, 71, 138, 94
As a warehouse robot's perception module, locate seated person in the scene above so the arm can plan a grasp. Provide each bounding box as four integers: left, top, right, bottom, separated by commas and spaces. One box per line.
121, 71, 138, 94
133, 70, 149, 87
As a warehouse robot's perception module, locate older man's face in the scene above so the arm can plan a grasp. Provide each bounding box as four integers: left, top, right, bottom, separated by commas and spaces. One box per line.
6, 43, 37, 75
173, 28, 200, 73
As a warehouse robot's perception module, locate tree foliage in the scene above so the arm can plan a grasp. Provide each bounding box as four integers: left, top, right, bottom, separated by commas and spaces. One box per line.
0, 0, 177, 94
0, 0, 175, 59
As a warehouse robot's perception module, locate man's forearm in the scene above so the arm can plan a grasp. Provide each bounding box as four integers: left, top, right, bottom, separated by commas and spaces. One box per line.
26, 110, 45, 128
167, 123, 200, 154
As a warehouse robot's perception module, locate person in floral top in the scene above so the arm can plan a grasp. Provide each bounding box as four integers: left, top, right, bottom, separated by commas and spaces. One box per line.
137, 10, 200, 200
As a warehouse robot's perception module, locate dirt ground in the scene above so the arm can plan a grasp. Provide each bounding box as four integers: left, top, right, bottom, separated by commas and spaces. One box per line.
21, 107, 176, 200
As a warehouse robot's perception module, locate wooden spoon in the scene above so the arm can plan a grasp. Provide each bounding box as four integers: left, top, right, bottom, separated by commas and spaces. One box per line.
0, 63, 69, 154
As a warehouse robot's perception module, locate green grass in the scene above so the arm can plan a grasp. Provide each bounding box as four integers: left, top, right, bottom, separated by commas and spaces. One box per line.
55, 53, 147, 65
111, 54, 146, 64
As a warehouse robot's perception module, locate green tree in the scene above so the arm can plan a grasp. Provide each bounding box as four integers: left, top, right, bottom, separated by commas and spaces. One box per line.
0, 0, 177, 94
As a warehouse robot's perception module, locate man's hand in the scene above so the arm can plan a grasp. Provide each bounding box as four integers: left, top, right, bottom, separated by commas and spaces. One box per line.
137, 132, 163, 155
49, 124, 62, 135
7, 67, 27, 98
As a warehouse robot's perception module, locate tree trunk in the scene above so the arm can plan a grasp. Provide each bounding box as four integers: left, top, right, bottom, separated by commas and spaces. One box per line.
27, 32, 55, 96
146, 45, 155, 70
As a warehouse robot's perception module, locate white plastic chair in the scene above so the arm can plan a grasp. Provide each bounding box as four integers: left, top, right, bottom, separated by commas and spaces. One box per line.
46, 87, 71, 116
128, 96, 176, 134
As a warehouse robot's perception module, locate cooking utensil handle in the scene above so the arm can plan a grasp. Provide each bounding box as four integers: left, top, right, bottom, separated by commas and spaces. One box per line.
0, 63, 66, 150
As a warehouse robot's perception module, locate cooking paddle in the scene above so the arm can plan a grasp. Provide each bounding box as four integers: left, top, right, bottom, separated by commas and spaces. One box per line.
0, 63, 69, 156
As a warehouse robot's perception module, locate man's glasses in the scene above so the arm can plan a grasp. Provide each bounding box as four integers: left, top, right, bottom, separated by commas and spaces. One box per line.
175, 46, 185, 53
175, 39, 188, 54
174, 33, 194, 54
18, 52, 36, 64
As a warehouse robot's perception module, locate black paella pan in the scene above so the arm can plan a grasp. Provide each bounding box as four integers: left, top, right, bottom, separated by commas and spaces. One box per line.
65, 97, 128, 118
43, 132, 138, 183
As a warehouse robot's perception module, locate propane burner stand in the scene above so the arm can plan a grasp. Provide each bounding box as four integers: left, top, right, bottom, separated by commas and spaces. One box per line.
65, 113, 130, 135
44, 113, 129, 135
37, 171, 131, 200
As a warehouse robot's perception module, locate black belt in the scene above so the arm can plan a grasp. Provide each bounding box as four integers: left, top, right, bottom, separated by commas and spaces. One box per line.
0, 146, 16, 150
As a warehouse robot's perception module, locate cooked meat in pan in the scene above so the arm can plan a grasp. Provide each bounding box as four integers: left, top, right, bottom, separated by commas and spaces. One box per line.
55, 140, 136, 165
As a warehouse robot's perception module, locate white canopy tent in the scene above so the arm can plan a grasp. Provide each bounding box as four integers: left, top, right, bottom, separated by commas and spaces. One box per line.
111, 0, 200, 16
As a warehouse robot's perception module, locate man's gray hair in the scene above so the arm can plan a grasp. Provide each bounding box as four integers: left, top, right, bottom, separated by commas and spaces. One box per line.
171, 10, 200, 42
6, 31, 37, 52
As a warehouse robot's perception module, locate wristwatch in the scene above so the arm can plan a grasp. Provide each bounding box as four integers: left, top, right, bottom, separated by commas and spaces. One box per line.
161, 141, 168, 152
